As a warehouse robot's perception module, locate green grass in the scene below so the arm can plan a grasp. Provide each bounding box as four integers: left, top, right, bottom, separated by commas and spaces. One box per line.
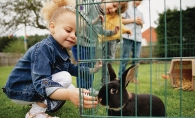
0, 64, 195, 118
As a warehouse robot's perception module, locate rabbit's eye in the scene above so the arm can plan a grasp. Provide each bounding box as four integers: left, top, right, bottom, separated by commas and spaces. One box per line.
110, 88, 118, 94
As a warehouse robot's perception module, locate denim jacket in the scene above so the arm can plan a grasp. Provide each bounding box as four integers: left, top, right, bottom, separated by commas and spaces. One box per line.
3, 35, 91, 112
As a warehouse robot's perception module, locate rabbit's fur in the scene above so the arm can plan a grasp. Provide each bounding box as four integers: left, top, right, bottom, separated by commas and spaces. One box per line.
97, 63, 166, 116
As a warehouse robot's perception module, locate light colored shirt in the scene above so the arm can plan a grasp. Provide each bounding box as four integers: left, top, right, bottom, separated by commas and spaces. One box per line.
122, 3, 144, 42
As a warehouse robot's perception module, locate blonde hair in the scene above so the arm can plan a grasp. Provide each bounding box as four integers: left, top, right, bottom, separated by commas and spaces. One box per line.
116, 2, 128, 14
41, 0, 76, 27
102, 0, 128, 14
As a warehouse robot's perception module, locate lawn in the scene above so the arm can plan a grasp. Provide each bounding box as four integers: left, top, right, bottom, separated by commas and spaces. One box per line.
0, 63, 195, 118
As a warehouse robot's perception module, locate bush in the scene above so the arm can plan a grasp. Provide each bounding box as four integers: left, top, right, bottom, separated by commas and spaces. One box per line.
0, 36, 15, 52
3, 39, 25, 53
0, 34, 49, 53
27, 34, 48, 48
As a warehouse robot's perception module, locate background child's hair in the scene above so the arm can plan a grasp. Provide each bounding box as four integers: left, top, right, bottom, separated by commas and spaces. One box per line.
116, 2, 128, 14
41, 0, 75, 28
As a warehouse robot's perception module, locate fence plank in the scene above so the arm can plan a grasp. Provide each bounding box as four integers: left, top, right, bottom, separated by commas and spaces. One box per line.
0, 52, 23, 66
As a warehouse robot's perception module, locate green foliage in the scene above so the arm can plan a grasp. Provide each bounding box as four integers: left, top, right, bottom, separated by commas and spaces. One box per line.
0, 34, 49, 53
3, 39, 25, 53
155, 7, 195, 57
27, 34, 49, 48
0, 36, 16, 52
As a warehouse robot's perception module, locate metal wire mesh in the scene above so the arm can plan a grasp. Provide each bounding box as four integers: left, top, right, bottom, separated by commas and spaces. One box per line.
75, 0, 195, 117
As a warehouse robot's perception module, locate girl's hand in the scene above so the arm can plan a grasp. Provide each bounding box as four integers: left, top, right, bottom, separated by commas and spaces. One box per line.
92, 15, 104, 25
114, 26, 120, 34
126, 29, 132, 36
68, 88, 98, 109
136, 17, 142, 25
94, 60, 102, 73
99, 15, 104, 23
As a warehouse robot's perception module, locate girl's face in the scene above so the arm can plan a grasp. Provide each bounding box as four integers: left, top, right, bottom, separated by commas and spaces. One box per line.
101, 0, 119, 15
50, 11, 77, 49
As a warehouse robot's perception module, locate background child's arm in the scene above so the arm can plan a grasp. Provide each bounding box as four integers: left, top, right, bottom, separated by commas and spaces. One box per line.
92, 15, 104, 25
122, 27, 132, 35
122, 18, 135, 25
97, 25, 119, 37
89, 60, 102, 74
122, 17, 143, 27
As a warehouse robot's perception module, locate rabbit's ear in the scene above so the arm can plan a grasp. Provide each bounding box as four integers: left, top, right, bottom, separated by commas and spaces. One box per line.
122, 63, 139, 87
107, 63, 117, 81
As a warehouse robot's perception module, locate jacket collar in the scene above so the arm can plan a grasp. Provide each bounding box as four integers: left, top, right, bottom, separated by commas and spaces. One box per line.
47, 35, 70, 61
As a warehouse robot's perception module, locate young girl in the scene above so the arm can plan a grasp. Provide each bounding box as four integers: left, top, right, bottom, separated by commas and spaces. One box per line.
2, 0, 102, 118
99, 2, 132, 84
71, 0, 122, 90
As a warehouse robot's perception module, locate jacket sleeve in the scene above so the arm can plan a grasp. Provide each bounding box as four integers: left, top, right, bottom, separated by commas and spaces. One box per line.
31, 43, 63, 98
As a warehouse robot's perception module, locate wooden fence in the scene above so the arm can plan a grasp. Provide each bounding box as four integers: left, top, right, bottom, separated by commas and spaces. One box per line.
0, 53, 23, 66
0, 52, 76, 66
0, 46, 155, 66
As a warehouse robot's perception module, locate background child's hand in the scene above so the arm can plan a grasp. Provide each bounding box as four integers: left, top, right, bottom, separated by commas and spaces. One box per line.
68, 88, 98, 109
92, 15, 104, 25
136, 17, 142, 25
94, 60, 102, 73
114, 26, 120, 34
99, 15, 104, 23
126, 29, 132, 36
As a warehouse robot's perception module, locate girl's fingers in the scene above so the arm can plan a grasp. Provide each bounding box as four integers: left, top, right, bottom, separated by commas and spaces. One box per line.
83, 95, 97, 101
77, 88, 90, 94
77, 103, 97, 108
84, 99, 98, 105
84, 104, 97, 108
82, 99, 98, 108
78, 96, 98, 109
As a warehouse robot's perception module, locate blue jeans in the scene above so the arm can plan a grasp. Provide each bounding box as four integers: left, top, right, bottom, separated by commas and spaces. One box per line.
72, 45, 95, 89
102, 40, 118, 84
118, 38, 142, 78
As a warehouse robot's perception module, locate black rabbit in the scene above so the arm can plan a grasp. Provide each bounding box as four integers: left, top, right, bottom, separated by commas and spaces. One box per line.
97, 63, 166, 116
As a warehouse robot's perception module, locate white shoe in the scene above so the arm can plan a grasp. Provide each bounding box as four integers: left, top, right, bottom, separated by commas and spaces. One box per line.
25, 111, 59, 118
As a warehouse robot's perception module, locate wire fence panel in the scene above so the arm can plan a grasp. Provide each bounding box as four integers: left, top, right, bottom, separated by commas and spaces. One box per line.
76, 0, 195, 117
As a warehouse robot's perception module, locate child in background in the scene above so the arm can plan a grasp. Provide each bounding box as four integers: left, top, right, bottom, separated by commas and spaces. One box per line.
71, 0, 121, 90
118, 0, 144, 84
2, 0, 102, 118
99, 1, 132, 84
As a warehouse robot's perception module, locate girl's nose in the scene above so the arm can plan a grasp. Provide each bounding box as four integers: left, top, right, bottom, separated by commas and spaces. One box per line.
70, 32, 76, 39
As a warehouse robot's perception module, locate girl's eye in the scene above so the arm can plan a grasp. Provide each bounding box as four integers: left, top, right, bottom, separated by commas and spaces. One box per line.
66, 29, 71, 33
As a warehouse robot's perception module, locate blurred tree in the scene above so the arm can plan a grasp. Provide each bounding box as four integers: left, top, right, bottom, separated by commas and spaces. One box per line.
3, 39, 25, 54
0, 0, 48, 36
0, 36, 15, 52
27, 34, 48, 47
155, 7, 195, 57
0, 34, 48, 53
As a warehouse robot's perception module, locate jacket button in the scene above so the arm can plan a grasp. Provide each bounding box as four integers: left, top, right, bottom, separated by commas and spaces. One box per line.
44, 80, 48, 84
